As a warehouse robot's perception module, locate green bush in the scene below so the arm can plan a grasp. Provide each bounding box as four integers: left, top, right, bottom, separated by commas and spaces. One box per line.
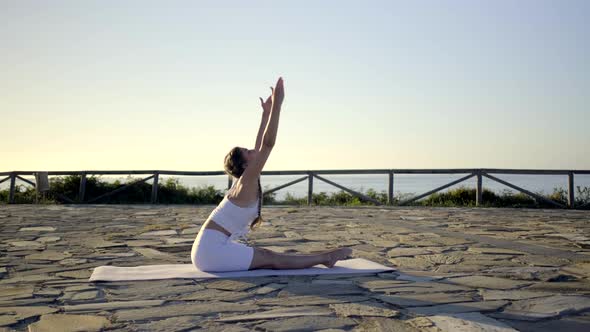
0, 184, 47, 204
0, 175, 278, 205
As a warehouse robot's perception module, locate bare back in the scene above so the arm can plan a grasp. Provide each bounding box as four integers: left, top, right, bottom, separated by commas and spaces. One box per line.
226, 177, 259, 208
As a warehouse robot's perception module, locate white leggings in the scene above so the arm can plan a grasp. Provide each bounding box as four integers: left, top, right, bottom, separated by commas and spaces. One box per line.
191, 228, 255, 272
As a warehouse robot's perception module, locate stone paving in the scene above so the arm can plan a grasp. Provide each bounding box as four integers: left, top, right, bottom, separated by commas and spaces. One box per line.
1, 204, 590, 331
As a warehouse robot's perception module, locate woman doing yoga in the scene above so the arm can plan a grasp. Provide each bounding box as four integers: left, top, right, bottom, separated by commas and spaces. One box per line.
191, 77, 352, 272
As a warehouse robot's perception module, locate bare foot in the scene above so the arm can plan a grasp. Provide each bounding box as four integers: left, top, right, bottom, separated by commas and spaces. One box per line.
322, 247, 353, 268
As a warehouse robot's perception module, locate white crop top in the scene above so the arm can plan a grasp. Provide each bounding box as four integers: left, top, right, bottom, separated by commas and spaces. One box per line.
207, 183, 260, 241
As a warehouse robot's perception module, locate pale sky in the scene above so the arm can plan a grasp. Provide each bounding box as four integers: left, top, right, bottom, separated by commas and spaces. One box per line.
1, 0, 589, 172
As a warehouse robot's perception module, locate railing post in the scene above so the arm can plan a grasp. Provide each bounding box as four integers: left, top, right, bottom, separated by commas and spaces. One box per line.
307, 172, 313, 206
568, 171, 575, 208
476, 169, 483, 207
228, 175, 233, 190
78, 172, 87, 203
8, 172, 16, 204
388, 170, 394, 205
151, 172, 159, 204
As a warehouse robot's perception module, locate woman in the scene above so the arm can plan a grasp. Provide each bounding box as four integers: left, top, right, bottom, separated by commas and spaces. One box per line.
191, 77, 352, 272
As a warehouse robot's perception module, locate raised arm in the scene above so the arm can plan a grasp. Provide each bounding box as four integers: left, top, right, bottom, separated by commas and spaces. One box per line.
242, 77, 285, 183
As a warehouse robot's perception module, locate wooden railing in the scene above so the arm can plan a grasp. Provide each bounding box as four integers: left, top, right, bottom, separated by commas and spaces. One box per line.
1, 169, 589, 208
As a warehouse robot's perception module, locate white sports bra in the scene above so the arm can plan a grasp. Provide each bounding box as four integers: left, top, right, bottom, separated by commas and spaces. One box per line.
207, 182, 259, 241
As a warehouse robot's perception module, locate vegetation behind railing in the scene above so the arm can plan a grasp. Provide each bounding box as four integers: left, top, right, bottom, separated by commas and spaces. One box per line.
2, 174, 589, 209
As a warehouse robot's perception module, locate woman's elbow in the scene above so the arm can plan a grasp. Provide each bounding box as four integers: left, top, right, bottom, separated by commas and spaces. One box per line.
263, 138, 275, 148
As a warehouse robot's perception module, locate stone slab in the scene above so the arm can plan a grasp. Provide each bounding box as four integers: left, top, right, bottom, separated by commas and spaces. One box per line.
499, 314, 590, 332
180, 227, 200, 235
34, 288, 63, 297
0, 297, 56, 306
254, 295, 370, 306
387, 248, 435, 257
444, 276, 532, 290
114, 302, 259, 321
0, 274, 62, 284
494, 295, 590, 321
479, 290, 553, 301
353, 317, 421, 332
253, 283, 287, 295
131, 247, 179, 260
467, 247, 526, 255
27, 314, 111, 332
105, 283, 203, 301
83, 238, 127, 249
0, 285, 34, 298
56, 269, 93, 279
134, 315, 205, 332
357, 279, 410, 291
25, 250, 72, 262
218, 306, 332, 322
375, 292, 475, 307
36, 236, 61, 243
63, 300, 166, 312
427, 312, 518, 332
364, 281, 472, 294
562, 262, 590, 277
409, 300, 509, 316
59, 258, 89, 266
330, 302, 400, 317
485, 266, 562, 281
138, 230, 177, 237
125, 240, 163, 247
19, 227, 56, 232
8, 240, 45, 248
205, 279, 262, 292
254, 316, 357, 332
278, 282, 366, 296
164, 237, 195, 244
179, 289, 253, 302
0, 306, 59, 327
59, 290, 99, 302
525, 281, 590, 292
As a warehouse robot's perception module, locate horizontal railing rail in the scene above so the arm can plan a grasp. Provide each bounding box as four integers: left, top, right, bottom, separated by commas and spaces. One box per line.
1, 169, 589, 208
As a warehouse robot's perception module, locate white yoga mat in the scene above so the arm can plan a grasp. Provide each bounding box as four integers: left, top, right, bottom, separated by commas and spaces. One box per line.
89, 258, 394, 281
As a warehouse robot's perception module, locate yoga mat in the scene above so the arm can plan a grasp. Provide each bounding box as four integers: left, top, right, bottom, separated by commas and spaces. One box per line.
89, 258, 394, 281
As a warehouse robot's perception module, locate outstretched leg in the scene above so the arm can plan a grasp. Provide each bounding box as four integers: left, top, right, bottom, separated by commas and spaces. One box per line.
249, 246, 352, 270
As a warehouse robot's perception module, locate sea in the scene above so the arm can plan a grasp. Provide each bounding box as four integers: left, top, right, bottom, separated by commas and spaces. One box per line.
4, 173, 590, 201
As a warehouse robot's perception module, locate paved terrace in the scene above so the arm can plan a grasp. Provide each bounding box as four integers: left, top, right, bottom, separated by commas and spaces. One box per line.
1, 205, 590, 331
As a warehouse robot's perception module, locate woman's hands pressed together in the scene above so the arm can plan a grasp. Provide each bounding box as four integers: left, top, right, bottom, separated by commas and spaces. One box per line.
271, 77, 284, 110
255, 77, 284, 151
260, 77, 284, 115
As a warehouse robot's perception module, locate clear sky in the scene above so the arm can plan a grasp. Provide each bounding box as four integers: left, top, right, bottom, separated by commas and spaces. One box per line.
1, 0, 589, 172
